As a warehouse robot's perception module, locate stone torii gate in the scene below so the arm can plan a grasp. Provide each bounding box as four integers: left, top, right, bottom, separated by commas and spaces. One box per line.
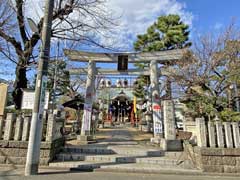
65, 49, 185, 149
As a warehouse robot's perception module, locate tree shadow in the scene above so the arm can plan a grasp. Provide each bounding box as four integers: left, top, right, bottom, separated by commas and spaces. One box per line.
0, 149, 19, 180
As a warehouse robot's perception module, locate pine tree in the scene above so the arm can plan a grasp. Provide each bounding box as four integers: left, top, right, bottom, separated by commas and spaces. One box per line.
132, 75, 150, 99
134, 14, 191, 52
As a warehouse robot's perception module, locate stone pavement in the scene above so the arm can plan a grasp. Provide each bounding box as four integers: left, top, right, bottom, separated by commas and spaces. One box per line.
0, 166, 240, 180
67, 123, 154, 146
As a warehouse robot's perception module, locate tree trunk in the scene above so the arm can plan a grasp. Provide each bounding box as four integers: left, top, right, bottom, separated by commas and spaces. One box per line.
12, 63, 27, 109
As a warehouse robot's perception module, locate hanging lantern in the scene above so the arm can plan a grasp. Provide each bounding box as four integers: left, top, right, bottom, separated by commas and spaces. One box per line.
106, 79, 112, 87
123, 79, 128, 87
100, 79, 105, 88
116, 79, 122, 87
133, 79, 138, 87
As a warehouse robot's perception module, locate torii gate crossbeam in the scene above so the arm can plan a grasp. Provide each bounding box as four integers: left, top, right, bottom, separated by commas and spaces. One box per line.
64, 49, 186, 63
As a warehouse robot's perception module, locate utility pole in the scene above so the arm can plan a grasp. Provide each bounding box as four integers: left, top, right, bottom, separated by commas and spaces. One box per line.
25, 0, 54, 176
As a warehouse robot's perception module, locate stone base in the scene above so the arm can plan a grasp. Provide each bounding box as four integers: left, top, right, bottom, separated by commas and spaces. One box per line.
161, 139, 183, 151
150, 137, 161, 144
0, 139, 64, 165
98, 124, 104, 129
104, 122, 112, 128
77, 135, 95, 144
139, 124, 152, 132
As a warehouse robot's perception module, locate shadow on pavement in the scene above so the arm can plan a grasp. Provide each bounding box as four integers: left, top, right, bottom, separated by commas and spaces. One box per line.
0, 149, 19, 180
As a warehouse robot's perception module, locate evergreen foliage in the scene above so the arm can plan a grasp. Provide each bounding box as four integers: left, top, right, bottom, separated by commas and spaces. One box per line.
134, 14, 191, 52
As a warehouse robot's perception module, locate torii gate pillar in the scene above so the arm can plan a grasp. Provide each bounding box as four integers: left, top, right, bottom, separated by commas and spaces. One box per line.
78, 61, 96, 142
150, 60, 163, 138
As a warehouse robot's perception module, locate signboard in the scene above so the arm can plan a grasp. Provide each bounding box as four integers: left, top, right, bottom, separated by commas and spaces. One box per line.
21, 89, 49, 110
0, 83, 8, 115
117, 55, 128, 71
153, 105, 161, 110
152, 103, 163, 135
82, 103, 92, 132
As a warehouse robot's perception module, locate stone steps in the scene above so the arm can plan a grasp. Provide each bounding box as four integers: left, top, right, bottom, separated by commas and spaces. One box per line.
49, 161, 115, 170
163, 151, 183, 159
50, 144, 196, 172
49, 160, 197, 172
63, 145, 164, 156
135, 157, 194, 169
62, 147, 115, 155
97, 163, 202, 174
109, 146, 164, 156
54, 153, 193, 167
56, 153, 136, 163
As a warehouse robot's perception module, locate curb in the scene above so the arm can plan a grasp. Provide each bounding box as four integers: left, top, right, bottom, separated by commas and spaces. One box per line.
94, 167, 240, 177
1, 164, 240, 177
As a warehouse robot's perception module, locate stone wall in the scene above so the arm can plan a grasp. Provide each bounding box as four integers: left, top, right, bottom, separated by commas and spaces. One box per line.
0, 112, 65, 165
0, 138, 64, 165
193, 147, 240, 173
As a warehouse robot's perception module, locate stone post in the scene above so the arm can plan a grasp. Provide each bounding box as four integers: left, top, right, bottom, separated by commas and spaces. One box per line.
3, 113, 16, 140
22, 116, 31, 141
165, 79, 172, 99
208, 121, 216, 147
14, 115, 24, 141
0, 115, 4, 139
150, 60, 163, 138
0, 83, 8, 116
80, 61, 96, 141
46, 113, 56, 142
163, 100, 176, 140
196, 118, 207, 147
223, 122, 233, 148
215, 120, 224, 148
232, 122, 240, 148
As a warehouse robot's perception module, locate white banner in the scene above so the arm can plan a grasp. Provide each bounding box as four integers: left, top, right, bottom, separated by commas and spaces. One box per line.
153, 106, 163, 135
82, 103, 92, 132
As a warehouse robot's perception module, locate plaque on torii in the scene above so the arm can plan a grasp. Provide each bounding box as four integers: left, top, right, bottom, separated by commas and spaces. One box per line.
64, 48, 186, 140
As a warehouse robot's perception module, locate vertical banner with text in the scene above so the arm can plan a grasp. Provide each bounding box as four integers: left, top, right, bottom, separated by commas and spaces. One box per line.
153, 104, 163, 135
83, 103, 92, 132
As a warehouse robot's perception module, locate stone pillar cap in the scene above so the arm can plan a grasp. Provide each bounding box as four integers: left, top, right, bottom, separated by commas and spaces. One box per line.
214, 115, 220, 121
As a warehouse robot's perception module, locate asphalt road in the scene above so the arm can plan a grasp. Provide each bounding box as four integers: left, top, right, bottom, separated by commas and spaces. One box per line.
0, 168, 239, 180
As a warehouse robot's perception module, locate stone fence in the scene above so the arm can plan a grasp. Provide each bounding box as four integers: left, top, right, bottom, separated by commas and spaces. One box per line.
187, 118, 240, 173
196, 118, 240, 148
0, 112, 64, 165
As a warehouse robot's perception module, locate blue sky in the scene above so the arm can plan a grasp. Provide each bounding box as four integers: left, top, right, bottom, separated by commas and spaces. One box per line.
179, 0, 239, 33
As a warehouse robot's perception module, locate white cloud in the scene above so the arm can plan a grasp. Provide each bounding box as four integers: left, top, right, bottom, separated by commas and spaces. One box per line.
24, 0, 44, 22
24, 0, 193, 51
101, 0, 194, 51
